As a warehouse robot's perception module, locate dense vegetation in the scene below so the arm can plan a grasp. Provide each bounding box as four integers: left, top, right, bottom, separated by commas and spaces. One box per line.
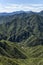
0, 11, 43, 65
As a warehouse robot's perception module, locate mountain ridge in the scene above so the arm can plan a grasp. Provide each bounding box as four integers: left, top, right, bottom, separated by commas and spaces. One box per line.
0, 11, 43, 65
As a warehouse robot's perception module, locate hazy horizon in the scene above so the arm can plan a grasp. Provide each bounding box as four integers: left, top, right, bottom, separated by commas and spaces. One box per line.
0, 0, 43, 13
0, 10, 43, 13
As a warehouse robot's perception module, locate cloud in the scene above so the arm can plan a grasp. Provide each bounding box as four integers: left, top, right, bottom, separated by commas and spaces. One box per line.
0, 3, 43, 12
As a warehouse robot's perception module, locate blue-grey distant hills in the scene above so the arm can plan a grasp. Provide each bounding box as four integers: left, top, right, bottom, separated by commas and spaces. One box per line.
0, 11, 25, 16
0, 10, 43, 16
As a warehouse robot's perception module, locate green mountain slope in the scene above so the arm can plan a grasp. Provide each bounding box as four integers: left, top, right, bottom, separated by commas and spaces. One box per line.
0, 14, 43, 43
0, 40, 43, 65
0, 12, 43, 65
0, 40, 26, 59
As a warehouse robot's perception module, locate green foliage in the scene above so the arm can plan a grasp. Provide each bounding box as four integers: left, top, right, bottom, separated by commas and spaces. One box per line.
0, 14, 43, 43
0, 12, 43, 65
0, 40, 26, 59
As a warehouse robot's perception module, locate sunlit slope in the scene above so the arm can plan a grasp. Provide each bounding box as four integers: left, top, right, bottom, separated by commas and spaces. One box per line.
0, 40, 43, 65
0, 12, 43, 65
0, 40, 26, 59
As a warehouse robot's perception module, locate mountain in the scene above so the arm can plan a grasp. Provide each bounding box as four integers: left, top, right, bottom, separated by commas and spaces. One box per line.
0, 10, 43, 16
0, 11, 43, 65
38, 11, 43, 16
0, 11, 40, 24
0, 13, 43, 44
0, 11, 25, 16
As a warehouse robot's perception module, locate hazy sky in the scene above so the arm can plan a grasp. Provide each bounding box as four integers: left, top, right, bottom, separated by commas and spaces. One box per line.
0, 0, 43, 12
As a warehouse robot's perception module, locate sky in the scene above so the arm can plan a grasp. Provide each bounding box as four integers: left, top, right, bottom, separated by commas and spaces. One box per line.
0, 0, 43, 12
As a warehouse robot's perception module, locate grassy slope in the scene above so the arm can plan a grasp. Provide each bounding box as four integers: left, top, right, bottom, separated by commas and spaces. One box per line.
0, 40, 43, 65
0, 13, 43, 65
0, 14, 43, 42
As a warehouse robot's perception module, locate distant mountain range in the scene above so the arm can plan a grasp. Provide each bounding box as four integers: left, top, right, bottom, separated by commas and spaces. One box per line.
0, 11, 26, 16
0, 10, 43, 16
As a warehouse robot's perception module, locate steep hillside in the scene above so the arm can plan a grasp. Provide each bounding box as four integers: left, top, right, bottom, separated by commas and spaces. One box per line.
0, 12, 43, 65
0, 40, 26, 59
0, 13, 43, 45
0, 40, 43, 65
